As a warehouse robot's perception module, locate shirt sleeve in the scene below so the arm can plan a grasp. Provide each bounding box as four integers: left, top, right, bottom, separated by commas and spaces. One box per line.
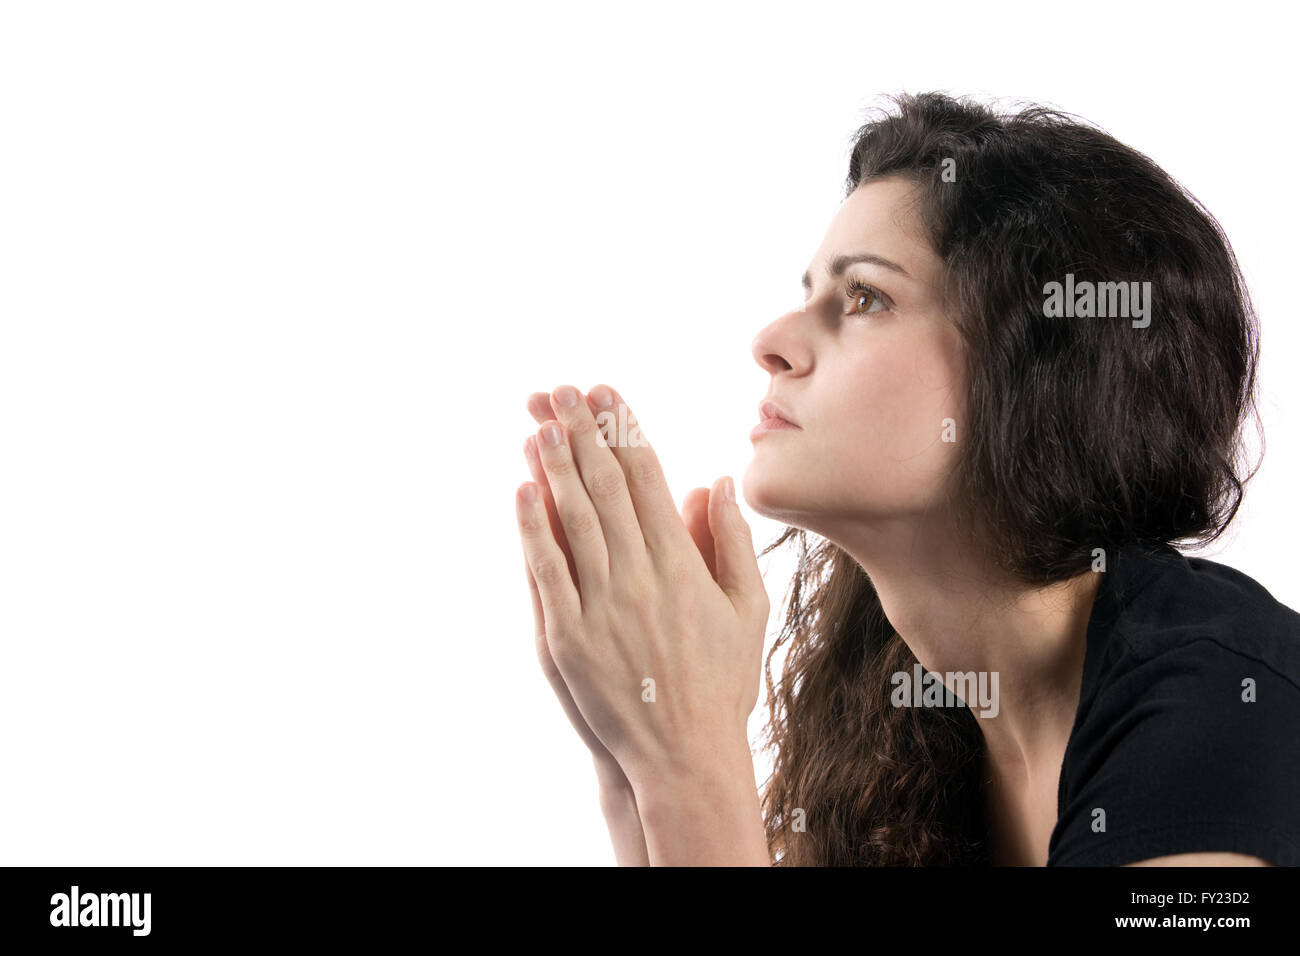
1049, 636, 1300, 866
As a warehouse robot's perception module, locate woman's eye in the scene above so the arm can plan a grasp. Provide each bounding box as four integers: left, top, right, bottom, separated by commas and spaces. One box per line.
846, 280, 889, 315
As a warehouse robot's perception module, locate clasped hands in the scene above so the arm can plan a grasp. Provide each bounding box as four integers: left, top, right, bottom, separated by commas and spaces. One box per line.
516, 384, 769, 797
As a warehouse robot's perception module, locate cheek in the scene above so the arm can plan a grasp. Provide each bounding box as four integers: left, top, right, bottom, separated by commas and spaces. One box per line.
822, 339, 965, 505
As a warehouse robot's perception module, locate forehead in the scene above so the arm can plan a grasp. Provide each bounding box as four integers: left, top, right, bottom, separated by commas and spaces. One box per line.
810, 176, 938, 282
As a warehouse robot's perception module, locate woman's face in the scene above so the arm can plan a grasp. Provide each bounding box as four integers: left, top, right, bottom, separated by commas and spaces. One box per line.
744, 175, 967, 534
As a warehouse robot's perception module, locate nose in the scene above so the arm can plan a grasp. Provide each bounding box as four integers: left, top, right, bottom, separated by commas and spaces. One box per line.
751, 310, 804, 375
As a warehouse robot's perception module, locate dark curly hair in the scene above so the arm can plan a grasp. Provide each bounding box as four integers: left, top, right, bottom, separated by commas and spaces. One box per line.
757, 91, 1262, 865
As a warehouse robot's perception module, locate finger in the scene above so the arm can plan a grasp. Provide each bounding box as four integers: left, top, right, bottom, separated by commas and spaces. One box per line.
525, 554, 607, 757
524, 434, 578, 587
527, 391, 553, 423
681, 486, 717, 580
534, 417, 611, 598
548, 385, 648, 568
524, 549, 547, 644
706, 476, 768, 619
584, 384, 695, 562
528, 392, 581, 582
517, 480, 582, 626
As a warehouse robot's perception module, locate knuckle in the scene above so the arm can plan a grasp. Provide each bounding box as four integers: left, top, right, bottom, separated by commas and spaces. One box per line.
545, 452, 576, 479
518, 508, 549, 537
532, 557, 568, 587
627, 455, 663, 489
564, 507, 600, 538
566, 414, 598, 444
588, 467, 624, 502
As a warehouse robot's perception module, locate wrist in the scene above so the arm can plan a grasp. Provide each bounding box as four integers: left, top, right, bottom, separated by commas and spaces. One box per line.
630, 752, 769, 866
591, 755, 650, 867
628, 743, 758, 824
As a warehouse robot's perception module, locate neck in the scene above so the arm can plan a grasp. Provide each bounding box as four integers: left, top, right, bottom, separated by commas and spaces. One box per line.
831, 510, 1101, 777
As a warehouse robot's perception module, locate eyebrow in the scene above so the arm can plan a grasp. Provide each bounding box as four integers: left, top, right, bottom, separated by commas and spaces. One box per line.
801, 253, 911, 293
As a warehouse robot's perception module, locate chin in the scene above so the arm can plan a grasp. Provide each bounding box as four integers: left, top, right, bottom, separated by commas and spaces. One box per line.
740, 467, 813, 524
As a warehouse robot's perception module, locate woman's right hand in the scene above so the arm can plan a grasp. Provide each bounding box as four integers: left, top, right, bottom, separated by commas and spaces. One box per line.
523, 387, 728, 865
523, 389, 724, 783
523, 390, 626, 783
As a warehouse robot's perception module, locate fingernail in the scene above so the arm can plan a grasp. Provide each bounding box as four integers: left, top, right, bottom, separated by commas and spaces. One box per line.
520, 483, 537, 504
542, 422, 563, 446
590, 385, 614, 408
523, 435, 537, 460
724, 477, 735, 501
554, 385, 579, 407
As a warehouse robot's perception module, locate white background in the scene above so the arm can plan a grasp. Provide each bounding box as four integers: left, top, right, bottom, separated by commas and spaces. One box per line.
1, 1, 1295, 865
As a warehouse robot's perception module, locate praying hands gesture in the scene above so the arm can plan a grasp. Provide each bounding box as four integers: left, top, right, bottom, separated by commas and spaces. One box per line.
516, 384, 771, 865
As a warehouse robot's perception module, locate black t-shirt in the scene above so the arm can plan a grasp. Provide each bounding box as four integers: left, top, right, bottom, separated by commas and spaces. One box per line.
1047, 542, 1300, 866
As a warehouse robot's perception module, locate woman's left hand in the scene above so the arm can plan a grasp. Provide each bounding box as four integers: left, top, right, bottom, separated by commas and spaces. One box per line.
515, 383, 770, 793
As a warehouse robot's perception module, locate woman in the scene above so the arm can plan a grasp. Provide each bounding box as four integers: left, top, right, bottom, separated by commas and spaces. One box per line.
514, 92, 1300, 866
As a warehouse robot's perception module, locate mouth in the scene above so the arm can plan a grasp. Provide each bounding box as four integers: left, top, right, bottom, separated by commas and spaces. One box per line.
751, 400, 801, 440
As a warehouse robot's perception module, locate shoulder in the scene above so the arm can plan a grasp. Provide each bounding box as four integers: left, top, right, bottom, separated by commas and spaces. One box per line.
1087, 544, 1300, 716
1117, 546, 1300, 671
1049, 546, 1300, 867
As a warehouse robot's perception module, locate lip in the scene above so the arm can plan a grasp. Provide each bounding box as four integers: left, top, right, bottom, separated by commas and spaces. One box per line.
759, 400, 798, 426
751, 400, 800, 440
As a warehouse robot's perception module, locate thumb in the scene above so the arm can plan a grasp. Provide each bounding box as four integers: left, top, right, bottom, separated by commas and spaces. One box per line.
680, 486, 717, 579
706, 476, 766, 618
